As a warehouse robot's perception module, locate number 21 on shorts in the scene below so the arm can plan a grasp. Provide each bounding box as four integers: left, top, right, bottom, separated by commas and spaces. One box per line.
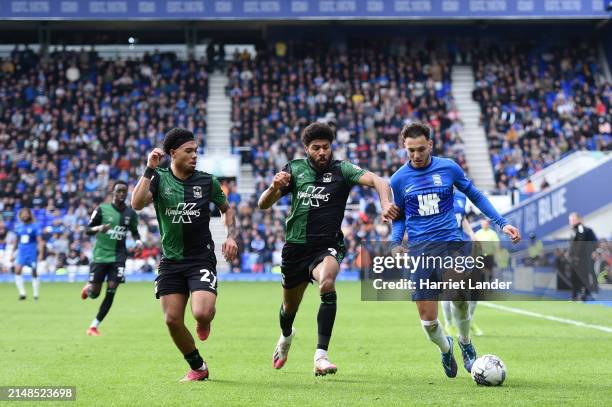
200, 269, 217, 289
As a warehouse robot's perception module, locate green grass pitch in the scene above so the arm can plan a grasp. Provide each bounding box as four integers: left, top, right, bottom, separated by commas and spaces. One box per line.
1, 282, 611, 406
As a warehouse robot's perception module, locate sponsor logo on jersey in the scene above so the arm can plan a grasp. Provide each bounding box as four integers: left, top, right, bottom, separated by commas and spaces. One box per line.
164, 187, 172, 196
298, 186, 330, 207
107, 226, 128, 240
193, 185, 202, 199
432, 174, 443, 186
322, 172, 332, 183
165, 203, 201, 223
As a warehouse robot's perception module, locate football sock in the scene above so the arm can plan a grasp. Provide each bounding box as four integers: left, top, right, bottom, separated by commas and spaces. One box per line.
441, 301, 453, 326
468, 301, 477, 319
95, 288, 116, 323
184, 349, 206, 371
421, 319, 450, 353
15, 275, 26, 296
32, 277, 40, 298
279, 304, 296, 338
316, 291, 337, 351
90, 318, 100, 328
314, 348, 328, 362
452, 301, 471, 344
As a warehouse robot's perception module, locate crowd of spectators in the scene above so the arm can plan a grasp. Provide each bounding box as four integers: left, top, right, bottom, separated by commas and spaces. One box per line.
0, 46, 210, 274
471, 41, 611, 193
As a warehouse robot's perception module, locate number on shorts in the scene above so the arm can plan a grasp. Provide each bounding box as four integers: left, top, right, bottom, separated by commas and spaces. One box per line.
200, 268, 217, 288
117, 266, 125, 278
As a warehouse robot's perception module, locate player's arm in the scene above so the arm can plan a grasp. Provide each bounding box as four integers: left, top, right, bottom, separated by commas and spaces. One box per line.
258, 168, 292, 210
389, 173, 407, 253
129, 212, 143, 251
452, 162, 521, 243
132, 148, 164, 210
212, 177, 238, 262
355, 171, 400, 222
86, 207, 110, 235
461, 218, 477, 241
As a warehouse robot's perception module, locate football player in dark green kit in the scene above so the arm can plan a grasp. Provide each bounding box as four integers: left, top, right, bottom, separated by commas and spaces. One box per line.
258, 122, 399, 376
131, 128, 238, 382
81, 180, 142, 336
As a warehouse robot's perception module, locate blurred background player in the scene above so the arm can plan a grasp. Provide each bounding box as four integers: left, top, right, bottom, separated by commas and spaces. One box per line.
81, 180, 142, 336
390, 122, 520, 378
474, 219, 500, 283
441, 189, 483, 337
258, 122, 398, 376
11, 208, 44, 300
131, 128, 238, 382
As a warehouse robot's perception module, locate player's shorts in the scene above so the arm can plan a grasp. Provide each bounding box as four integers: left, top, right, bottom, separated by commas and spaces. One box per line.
154, 253, 217, 299
281, 240, 346, 289
408, 241, 472, 301
89, 262, 126, 284
15, 251, 37, 269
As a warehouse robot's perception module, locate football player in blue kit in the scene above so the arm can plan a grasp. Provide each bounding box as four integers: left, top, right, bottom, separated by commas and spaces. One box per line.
12, 208, 44, 300
390, 122, 520, 378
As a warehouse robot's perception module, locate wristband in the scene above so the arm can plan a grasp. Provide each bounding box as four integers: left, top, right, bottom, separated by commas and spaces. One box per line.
143, 167, 155, 179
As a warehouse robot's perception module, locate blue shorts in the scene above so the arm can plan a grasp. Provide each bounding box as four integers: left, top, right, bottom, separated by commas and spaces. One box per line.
408, 241, 473, 301
16, 252, 37, 269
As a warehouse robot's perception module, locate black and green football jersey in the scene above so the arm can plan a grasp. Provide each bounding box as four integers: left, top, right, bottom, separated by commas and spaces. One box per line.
280, 159, 366, 244
89, 203, 139, 264
149, 167, 227, 262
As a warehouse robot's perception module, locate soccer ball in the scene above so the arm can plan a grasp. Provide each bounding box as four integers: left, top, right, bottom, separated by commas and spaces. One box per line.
470, 355, 506, 386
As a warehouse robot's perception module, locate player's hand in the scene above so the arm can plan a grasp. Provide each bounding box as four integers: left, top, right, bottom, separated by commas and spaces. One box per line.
99, 224, 111, 233
222, 237, 238, 262
381, 202, 400, 222
147, 148, 164, 169
390, 244, 407, 256
270, 172, 291, 192
503, 224, 521, 244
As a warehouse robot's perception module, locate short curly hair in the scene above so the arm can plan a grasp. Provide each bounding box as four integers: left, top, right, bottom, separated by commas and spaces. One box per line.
163, 128, 195, 154
301, 122, 334, 146
400, 122, 431, 140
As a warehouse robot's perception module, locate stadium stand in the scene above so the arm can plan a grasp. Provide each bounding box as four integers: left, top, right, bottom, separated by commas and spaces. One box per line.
0, 47, 210, 274
471, 41, 611, 194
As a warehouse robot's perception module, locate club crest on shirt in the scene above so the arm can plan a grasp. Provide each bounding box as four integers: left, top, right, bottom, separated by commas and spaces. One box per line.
193, 185, 202, 199
322, 172, 332, 183
164, 187, 172, 196
124, 216, 130, 225
432, 174, 443, 186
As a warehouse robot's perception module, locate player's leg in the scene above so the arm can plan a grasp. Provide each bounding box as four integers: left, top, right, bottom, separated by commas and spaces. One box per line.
161, 293, 208, 381
273, 281, 308, 369
451, 300, 477, 372
85, 264, 110, 335
190, 290, 216, 342
416, 300, 457, 378
468, 301, 483, 336
30, 260, 40, 300
14, 263, 27, 300
89, 279, 119, 332
82, 263, 103, 300
440, 301, 457, 336
311, 255, 340, 376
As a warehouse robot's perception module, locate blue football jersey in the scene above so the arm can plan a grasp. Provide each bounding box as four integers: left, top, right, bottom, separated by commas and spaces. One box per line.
391, 156, 507, 243
15, 222, 40, 256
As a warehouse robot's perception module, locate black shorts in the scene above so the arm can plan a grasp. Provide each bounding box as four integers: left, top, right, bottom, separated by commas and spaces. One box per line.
281, 241, 346, 289
89, 263, 126, 284
154, 255, 217, 299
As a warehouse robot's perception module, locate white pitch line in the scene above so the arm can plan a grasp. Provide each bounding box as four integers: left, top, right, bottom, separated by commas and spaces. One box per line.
480, 303, 612, 334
